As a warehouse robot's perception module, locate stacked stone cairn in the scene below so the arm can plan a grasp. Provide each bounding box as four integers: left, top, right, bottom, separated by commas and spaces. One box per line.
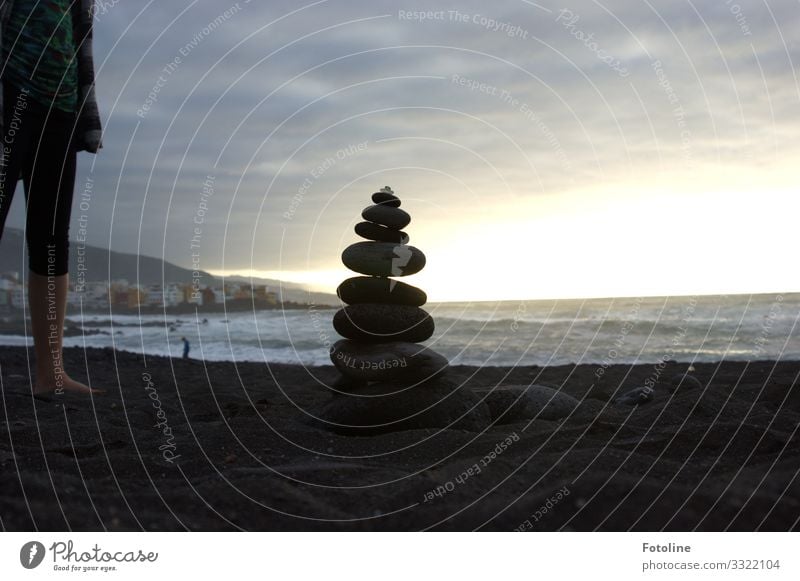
329, 186, 449, 387
319, 187, 579, 433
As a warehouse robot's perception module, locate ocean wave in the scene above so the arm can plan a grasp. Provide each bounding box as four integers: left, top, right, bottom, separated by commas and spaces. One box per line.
2, 294, 797, 366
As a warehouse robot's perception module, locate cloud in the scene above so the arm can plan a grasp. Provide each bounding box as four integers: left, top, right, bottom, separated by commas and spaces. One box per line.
3, 0, 795, 291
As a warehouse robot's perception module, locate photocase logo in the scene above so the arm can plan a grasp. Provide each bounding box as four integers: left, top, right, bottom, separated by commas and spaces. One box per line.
20, 541, 45, 569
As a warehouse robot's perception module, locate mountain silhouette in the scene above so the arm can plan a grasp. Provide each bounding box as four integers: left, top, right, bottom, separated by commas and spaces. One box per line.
0, 228, 337, 305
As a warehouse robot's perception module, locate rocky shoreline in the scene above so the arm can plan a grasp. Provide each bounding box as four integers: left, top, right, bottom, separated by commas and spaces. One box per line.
1, 346, 798, 531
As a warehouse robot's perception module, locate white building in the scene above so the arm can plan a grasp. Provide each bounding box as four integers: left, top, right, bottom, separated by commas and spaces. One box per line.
10, 289, 26, 309
146, 284, 184, 307
213, 289, 225, 304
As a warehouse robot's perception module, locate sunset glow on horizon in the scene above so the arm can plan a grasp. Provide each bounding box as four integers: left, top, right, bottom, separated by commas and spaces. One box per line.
213, 179, 798, 303
1, 0, 790, 304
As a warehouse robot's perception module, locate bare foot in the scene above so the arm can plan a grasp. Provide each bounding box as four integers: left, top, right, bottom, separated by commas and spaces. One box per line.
34, 372, 105, 395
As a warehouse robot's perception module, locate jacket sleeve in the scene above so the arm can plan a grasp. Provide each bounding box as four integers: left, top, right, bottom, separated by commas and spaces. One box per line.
0, 1, 12, 143
72, 0, 102, 153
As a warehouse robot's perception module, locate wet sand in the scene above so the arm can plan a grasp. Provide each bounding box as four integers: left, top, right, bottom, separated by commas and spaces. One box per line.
1, 346, 798, 531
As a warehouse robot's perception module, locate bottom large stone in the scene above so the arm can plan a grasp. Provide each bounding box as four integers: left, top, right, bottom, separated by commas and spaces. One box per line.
330, 339, 448, 383
313, 377, 490, 435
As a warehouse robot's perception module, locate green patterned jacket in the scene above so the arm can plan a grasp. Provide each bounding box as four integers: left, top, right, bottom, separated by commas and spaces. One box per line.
0, 0, 102, 153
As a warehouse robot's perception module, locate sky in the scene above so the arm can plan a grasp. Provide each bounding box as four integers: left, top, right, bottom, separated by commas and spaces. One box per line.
5, 0, 799, 301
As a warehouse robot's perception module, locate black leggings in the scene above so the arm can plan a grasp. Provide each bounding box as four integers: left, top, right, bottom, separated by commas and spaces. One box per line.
0, 82, 77, 276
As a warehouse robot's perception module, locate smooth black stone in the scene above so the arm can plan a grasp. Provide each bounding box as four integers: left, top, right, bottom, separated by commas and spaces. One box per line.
331, 374, 368, 393
362, 205, 411, 230
337, 276, 427, 306
312, 377, 489, 435
371, 191, 401, 207
614, 386, 653, 406
354, 221, 409, 244
333, 304, 434, 343
329, 339, 448, 383
342, 242, 425, 277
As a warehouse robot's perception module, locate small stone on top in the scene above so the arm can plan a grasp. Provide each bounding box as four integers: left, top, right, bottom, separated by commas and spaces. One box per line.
372, 186, 401, 208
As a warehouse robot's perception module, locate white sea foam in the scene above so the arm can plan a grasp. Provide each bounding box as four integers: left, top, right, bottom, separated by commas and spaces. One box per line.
3, 294, 798, 366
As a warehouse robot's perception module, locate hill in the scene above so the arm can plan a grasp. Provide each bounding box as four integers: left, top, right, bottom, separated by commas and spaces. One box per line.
0, 228, 338, 305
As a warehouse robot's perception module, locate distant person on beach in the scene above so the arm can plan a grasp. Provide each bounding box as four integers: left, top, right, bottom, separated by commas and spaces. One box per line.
182, 337, 190, 359
0, 1, 103, 395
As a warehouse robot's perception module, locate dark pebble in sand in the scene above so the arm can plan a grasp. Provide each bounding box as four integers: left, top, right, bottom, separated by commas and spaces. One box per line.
371, 191, 401, 207
614, 386, 653, 406
473, 384, 580, 423
669, 373, 703, 393
341, 242, 426, 277
354, 221, 409, 244
337, 276, 427, 307
313, 377, 489, 435
333, 304, 434, 343
330, 339, 448, 383
362, 205, 411, 230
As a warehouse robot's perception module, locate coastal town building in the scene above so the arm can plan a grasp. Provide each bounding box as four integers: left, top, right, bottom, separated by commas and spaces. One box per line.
0, 271, 278, 313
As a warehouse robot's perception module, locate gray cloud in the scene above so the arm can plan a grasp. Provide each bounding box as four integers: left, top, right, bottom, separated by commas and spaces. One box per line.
4, 0, 796, 277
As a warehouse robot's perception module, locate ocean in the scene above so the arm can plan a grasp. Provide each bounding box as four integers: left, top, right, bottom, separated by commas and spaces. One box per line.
2, 293, 798, 367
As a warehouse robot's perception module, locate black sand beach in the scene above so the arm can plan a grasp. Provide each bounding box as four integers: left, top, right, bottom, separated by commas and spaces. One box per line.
1, 346, 798, 531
